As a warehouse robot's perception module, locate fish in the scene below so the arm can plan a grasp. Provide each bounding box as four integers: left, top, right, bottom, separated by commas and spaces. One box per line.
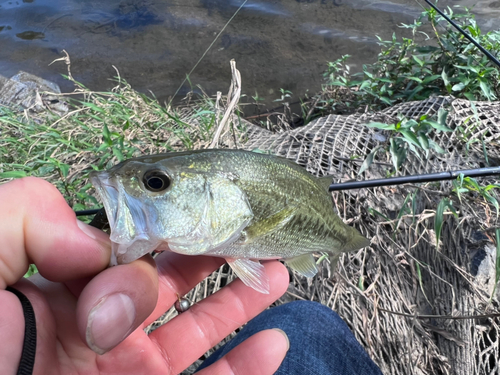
90, 149, 370, 294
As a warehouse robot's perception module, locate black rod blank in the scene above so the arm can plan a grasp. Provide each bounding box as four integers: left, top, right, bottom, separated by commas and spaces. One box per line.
75, 209, 100, 216
329, 166, 500, 191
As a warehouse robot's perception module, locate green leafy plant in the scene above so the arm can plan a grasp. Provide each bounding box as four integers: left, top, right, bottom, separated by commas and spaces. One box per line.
309, 6, 500, 121
452, 174, 500, 217
359, 109, 451, 173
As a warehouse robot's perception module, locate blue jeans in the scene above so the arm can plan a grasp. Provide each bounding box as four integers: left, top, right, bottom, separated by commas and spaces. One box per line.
196, 300, 383, 374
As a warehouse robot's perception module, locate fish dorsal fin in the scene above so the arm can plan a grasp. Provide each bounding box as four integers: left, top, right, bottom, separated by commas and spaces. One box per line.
285, 254, 318, 277
318, 175, 333, 191
226, 258, 270, 294
243, 206, 296, 243
342, 227, 371, 252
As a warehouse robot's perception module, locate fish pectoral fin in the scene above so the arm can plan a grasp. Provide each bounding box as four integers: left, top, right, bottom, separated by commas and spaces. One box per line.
243, 206, 296, 243
226, 258, 270, 294
285, 254, 318, 277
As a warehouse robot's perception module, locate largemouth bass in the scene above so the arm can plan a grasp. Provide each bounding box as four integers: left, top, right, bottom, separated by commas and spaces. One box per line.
90, 149, 369, 294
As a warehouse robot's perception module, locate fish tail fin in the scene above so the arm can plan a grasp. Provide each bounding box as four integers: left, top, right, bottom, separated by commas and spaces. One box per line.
329, 228, 369, 275
343, 227, 370, 252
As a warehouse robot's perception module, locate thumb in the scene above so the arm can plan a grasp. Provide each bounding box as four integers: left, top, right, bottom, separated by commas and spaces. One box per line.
0, 177, 111, 288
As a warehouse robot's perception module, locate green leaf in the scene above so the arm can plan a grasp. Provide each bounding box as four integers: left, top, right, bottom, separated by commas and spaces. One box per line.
0, 170, 28, 179
441, 68, 450, 87
400, 130, 422, 149
112, 147, 125, 162
400, 119, 419, 129
380, 96, 393, 105
422, 119, 452, 132
412, 55, 425, 66
479, 80, 495, 100
358, 147, 380, 175
455, 64, 480, 74
452, 82, 466, 91
437, 109, 448, 127
81, 102, 106, 113
59, 163, 70, 178
417, 133, 429, 157
359, 80, 371, 90
102, 124, 112, 144
422, 75, 441, 84
367, 207, 391, 223
24, 264, 38, 278
366, 122, 396, 130
435, 198, 452, 248
390, 138, 407, 170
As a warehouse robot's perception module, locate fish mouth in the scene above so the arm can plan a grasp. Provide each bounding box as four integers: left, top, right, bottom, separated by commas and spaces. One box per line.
90, 171, 119, 232
90, 171, 161, 265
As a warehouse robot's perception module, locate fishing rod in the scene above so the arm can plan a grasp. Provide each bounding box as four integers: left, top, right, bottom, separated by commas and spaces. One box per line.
328, 166, 500, 191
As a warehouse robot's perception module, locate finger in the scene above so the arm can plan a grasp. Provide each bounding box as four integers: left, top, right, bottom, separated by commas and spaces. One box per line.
0, 177, 111, 288
76, 256, 158, 354
6, 278, 61, 374
143, 252, 225, 327
149, 261, 289, 374
196, 329, 289, 375
0, 289, 25, 374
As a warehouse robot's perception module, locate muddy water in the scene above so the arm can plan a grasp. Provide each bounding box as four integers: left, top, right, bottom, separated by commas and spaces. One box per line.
1, 0, 500, 107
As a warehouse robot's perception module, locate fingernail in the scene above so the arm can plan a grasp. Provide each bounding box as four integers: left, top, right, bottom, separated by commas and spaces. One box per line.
273, 328, 290, 351
77, 219, 110, 244
86, 293, 136, 354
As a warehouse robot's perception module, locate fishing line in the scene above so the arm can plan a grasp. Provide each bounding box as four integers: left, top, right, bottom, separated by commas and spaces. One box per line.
168, 0, 249, 106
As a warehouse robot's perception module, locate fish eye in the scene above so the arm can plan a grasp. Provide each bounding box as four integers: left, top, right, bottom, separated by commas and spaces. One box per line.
143, 170, 171, 192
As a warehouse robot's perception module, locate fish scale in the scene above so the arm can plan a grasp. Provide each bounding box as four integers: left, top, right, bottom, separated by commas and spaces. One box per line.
90, 149, 370, 293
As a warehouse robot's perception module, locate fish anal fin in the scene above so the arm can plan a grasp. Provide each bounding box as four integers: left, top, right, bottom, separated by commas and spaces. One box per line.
342, 228, 370, 252
285, 254, 318, 277
226, 258, 270, 294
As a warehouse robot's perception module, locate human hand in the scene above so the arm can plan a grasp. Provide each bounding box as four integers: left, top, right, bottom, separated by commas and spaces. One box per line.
0, 177, 290, 375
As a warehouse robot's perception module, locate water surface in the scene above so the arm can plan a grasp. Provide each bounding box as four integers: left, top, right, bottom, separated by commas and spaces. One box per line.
1, 0, 499, 107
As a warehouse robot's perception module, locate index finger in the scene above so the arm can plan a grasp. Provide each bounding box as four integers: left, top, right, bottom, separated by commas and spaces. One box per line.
0, 177, 111, 288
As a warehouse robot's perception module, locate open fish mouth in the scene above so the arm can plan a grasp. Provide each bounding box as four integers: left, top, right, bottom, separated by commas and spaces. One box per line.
90, 171, 161, 265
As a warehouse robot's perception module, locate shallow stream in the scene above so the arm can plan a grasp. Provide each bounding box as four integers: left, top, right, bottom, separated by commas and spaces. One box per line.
1, 0, 500, 107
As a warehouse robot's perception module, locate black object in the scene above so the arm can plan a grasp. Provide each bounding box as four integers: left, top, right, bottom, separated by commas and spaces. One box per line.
6, 286, 37, 375
88, 208, 109, 231
75, 209, 100, 217
329, 166, 500, 191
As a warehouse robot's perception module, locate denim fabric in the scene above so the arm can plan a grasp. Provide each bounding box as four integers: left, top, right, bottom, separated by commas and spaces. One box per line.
196, 300, 383, 374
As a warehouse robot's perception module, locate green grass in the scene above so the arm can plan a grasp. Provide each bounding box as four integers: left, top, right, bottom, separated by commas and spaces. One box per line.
0, 77, 238, 212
